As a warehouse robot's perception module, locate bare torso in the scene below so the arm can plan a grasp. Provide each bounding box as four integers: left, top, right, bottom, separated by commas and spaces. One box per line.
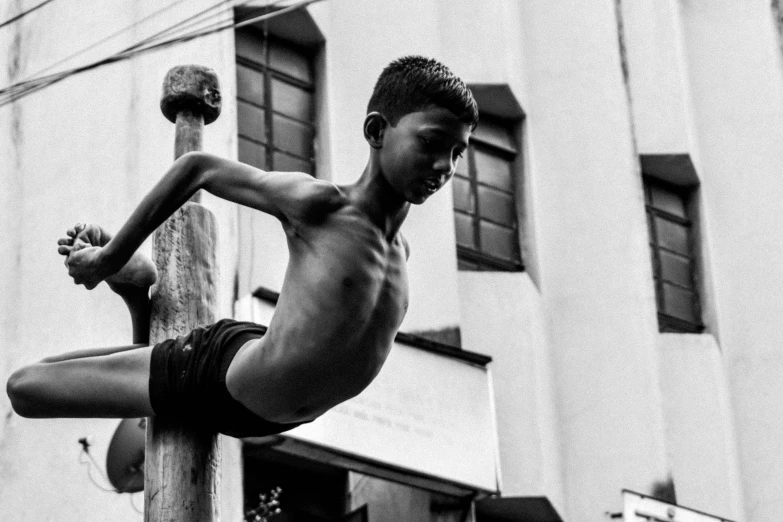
226, 195, 409, 424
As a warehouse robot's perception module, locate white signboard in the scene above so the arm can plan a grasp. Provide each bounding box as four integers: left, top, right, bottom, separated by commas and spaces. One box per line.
622, 490, 736, 522
236, 295, 500, 493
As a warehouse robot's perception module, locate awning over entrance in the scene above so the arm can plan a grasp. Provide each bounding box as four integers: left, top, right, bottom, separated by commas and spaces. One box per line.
237, 294, 500, 497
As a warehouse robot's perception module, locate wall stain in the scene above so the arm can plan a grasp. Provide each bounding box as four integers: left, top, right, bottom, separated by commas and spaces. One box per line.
1, 0, 25, 460
8, 0, 24, 152
772, 1, 783, 63
614, 0, 637, 143
615, 0, 631, 87
4, 0, 25, 374
650, 475, 677, 505
125, 0, 141, 207
613, 0, 644, 205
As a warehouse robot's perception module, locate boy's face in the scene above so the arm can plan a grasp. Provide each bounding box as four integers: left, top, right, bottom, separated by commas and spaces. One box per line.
378, 106, 472, 205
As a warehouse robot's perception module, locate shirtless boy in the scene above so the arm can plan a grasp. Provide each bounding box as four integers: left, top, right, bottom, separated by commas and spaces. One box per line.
6, 56, 478, 438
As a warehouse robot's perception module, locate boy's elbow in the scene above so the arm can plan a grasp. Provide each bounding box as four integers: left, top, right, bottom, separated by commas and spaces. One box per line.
178, 150, 209, 173
175, 151, 213, 191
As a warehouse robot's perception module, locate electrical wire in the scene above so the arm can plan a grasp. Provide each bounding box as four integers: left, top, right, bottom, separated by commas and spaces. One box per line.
0, 0, 273, 101
0, 0, 322, 109
234, 0, 319, 31
20, 0, 192, 82
138, 0, 287, 53
129, 492, 144, 514
79, 439, 145, 515
120, 0, 243, 55
78, 445, 117, 493
2, 0, 241, 97
0, 0, 55, 31
112, 0, 288, 68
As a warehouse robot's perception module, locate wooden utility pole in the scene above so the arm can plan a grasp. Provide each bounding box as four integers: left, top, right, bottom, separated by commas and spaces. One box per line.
144, 65, 222, 522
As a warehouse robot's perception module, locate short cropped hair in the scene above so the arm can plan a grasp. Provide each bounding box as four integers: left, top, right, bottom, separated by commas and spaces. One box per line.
367, 56, 479, 129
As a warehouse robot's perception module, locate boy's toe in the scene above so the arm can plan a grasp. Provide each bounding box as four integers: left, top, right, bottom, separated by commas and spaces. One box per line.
71, 240, 89, 252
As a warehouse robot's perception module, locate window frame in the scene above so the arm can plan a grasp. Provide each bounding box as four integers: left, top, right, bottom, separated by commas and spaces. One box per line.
236, 28, 317, 175
644, 176, 705, 333
454, 116, 524, 272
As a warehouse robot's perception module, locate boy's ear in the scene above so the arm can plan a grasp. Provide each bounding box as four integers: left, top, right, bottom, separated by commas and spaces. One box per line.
364, 112, 387, 149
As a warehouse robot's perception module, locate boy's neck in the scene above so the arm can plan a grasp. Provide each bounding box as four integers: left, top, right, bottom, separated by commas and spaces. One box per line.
345, 162, 410, 241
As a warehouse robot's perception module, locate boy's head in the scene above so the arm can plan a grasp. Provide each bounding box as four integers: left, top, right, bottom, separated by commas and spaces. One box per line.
367, 56, 478, 130
364, 57, 476, 205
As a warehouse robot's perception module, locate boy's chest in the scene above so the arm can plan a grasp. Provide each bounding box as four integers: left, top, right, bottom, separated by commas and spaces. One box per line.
295, 213, 410, 314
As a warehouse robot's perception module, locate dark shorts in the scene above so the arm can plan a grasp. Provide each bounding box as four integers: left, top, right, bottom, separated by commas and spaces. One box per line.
148, 318, 305, 439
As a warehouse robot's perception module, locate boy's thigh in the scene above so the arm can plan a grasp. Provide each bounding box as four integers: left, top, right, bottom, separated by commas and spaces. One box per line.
16, 346, 154, 418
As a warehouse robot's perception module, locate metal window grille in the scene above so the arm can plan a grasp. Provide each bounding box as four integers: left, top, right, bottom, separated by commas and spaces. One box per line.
644, 177, 704, 333
453, 118, 523, 271
236, 27, 316, 175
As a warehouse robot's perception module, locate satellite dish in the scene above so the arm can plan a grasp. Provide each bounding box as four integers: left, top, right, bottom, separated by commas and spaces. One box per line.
106, 418, 146, 493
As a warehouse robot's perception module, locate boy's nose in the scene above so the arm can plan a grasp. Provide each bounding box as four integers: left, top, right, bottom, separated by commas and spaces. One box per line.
433, 155, 454, 174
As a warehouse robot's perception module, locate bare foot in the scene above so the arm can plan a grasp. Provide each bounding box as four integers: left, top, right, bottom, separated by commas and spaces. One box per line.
58, 223, 154, 344
58, 223, 157, 295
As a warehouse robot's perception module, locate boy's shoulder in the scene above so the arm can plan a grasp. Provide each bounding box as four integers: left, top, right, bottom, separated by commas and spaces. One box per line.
288, 174, 347, 221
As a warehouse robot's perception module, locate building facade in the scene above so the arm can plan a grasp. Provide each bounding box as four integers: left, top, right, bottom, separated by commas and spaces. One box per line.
2, 0, 783, 521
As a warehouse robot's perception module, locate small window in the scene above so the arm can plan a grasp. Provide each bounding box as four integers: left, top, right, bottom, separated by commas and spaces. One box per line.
236, 28, 316, 175
644, 178, 704, 333
453, 117, 523, 271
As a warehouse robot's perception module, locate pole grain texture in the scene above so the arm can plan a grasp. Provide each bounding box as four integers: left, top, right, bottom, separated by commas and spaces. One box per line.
144, 65, 223, 522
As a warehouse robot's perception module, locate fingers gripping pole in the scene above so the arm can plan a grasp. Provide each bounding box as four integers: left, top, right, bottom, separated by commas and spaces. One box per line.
144, 65, 222, 522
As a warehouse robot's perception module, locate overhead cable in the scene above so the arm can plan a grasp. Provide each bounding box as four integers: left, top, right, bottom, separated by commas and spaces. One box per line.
21, 0, 193, 82
0, 0, 55, 31
4, 0, 239, 97
0, 0, 319, 108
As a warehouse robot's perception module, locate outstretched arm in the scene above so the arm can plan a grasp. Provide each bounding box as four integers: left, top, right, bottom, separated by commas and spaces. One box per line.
70, 152, 340, 288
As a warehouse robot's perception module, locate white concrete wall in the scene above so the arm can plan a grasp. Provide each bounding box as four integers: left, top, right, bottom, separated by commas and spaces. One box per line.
621, 0, 696, 156
658, 334, 745, 519
438, 0, 527, 95
517, 0, 671, 519
678, 2, 783, 521
0, 1, 242, 519
458, 272, 564, 512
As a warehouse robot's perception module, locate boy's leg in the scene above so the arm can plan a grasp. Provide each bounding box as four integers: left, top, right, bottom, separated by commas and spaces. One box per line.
59, 223, 157, 344
6, 346, 155, 418
38, 342, 149, 363
5, 223, 159, 418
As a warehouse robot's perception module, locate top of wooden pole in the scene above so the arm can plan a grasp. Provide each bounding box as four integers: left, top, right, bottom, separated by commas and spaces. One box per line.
160, 65, 222, 125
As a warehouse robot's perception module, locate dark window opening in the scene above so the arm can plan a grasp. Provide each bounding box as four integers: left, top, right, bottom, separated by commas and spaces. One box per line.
236, 27, 316, 175
243, 445, 349, 521
454, 117, 523, 271
644, 177, 704, 333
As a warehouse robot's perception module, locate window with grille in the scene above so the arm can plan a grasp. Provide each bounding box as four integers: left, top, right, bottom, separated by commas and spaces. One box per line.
644, 178, 704, 333
453, 117, 523, 271
236, 27, 316, 175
